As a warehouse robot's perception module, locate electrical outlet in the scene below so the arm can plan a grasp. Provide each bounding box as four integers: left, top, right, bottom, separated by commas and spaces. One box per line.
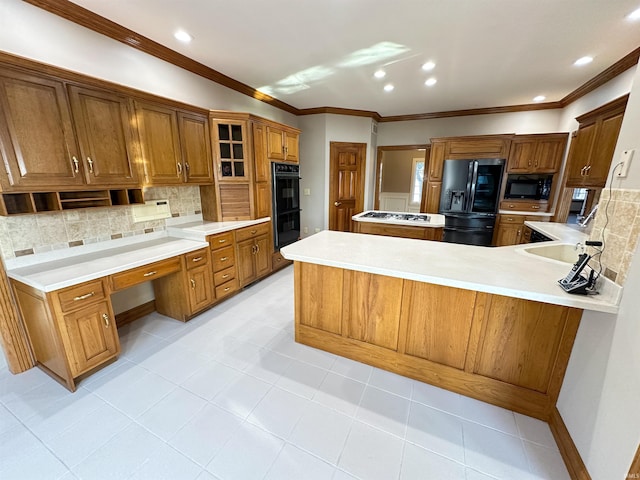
303, 188, 311, 196
617, 149, 633, 177
315, 228, 321, 233
303, 226, 308, 234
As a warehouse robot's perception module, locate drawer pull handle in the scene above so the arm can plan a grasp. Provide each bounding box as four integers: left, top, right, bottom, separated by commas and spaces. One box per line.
532, 205, 540, 209
220, 256, 228, 261
190, 279, 196, 289
87, 157, 94, 174
72, 156, 79, 173
224, 287, 230, 292
222, 274, 230, 279
143, 271, 157, 277
102, 313, 110, 328
251, 229, 257, 234
218, 239, 227, 244
73, 292, 95, 301
192, 256, 203, 262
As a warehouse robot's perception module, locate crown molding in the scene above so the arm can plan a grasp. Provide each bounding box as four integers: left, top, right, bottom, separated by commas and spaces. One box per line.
20, 0, 640, 123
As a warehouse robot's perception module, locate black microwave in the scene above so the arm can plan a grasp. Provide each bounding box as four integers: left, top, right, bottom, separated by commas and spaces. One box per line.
504, 175, 552, 200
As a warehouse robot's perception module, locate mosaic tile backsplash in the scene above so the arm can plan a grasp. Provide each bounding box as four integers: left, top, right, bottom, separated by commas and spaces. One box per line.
589, 188, 640, 285
0, 186, 202, 260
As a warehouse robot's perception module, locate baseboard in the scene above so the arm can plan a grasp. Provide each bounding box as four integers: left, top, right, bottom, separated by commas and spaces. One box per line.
115, 301, 156, 328
549, 407, 591, 480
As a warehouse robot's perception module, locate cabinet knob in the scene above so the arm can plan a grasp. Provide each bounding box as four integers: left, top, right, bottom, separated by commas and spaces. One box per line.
72, 156, 79, 173
585, 165, 591, 175
102, 313, 110, 328
87, 157, 94, 174
190, 278, 196, 289
177, 162, 183, 176
184, 162, 190, 178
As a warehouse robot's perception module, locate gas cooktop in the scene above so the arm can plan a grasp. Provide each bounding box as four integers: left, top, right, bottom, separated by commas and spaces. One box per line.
361, 211, 431, 222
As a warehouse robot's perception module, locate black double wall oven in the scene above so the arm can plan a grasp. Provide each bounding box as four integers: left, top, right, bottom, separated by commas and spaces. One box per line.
271, 162, 301, 250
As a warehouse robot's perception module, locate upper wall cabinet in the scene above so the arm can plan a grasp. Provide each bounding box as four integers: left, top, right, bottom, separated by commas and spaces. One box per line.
267, 125, 299, 163
135, 101, 213, 186
0, 69, 142, 191
68, 86, 139, 186
565, 96, 627, 188
507, 133, 567, 174
0, 69, 85, 190
211, 119, 249, 182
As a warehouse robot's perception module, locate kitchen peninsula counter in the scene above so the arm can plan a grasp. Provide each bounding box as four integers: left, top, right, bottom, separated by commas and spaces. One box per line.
281, 229, 622, 420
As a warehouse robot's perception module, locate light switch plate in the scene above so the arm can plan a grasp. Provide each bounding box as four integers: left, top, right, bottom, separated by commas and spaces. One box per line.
617, 149, 633, 177
303, 188, 311, 196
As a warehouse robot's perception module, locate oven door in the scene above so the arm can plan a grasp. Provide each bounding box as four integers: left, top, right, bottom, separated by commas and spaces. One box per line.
274, 210, 301, 249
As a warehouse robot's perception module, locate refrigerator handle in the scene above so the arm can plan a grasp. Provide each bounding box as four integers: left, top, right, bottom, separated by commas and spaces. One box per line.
468, 161, 479, 211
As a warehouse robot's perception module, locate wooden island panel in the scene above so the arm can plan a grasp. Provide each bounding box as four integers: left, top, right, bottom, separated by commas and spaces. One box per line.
293, 262, 582, 421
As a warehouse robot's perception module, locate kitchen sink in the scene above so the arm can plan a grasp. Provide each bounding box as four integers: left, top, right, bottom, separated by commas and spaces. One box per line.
523, 243, 582, 264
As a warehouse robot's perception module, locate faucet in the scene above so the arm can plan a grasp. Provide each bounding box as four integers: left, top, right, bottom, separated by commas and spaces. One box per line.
578, 203, 598, 228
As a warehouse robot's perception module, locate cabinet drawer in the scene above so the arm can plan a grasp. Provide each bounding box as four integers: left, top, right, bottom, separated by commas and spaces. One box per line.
215, 277, 239, 300
500, 200, 548, 212
185, 248, 209, 270
235, 222, 270, 242
214, 266, 236, 286
212, 245, 236, 272
110, 257, 181, 291
499, 215, 525, 224
57, 279, 107, 313
272, 251, 290, 270
208, 231, 234, 251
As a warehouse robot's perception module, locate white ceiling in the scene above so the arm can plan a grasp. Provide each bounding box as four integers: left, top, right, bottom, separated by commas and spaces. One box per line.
69, 0, 640, 117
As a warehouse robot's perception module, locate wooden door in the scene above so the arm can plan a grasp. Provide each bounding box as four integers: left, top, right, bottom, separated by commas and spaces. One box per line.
494, 221, 522, 246
212, 121, 248, 182
284, 131, 299, 162
178, 111, 213, 184
236, 238, 256, 286
135, 101, 183, 184
428, 141, 446, 181
507, 139, 536, 173
252, 122, 270, 182
0, 69, 83, 189
587, 111, 624, 187
423, 181, 441, 213
187, 265, 214, 313
254, 182, 271, 219
534, 137, 565, 172
329, 142, 366, 232
64, 300, 119, 376
255, 235, 271, 278
565, 123, 596, 187
266, 126, 285, 160
68, 86, 138, 186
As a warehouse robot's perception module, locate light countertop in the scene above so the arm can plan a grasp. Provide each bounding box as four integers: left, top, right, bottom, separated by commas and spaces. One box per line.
352, 211, 445, 228
525, 221, 589, 243
167, 217, 270, 241
281, 228, 622, 314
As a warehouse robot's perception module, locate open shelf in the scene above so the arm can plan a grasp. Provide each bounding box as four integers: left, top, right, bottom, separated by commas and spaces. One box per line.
0, 188, 144, 215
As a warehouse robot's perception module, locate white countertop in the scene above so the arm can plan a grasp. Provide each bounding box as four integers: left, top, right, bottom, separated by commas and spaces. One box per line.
525, 221, 589, 243
167, 217, 270, 241
281, 229, 622, 314
352, 211, 445, 228
7, 236, 208, 292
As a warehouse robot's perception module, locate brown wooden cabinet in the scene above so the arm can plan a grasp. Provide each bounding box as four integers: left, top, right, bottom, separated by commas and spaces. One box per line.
135, 101, 212, 185
507, 134, 567, 173
494, 214, 549, 246
212, 119, 249, 181
565, 96, 627, 188
68, 86, 139, 186
499, 199, 548, 213
355, 221, 443, 241
267, 125, 299, 163
208, 231, 239, 301
423, 181, 442, 214
236, 223, 271, 287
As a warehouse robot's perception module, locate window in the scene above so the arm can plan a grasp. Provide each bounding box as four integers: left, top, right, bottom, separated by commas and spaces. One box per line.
572, 188, 588, 201
410, 158, 425, 205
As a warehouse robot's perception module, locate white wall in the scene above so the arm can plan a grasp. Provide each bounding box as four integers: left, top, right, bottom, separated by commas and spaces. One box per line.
557, 62, 640, 480
0, 0, 298, 127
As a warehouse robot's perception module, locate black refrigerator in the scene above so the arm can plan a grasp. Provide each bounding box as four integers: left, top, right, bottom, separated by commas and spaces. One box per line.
439, 158, 505, 246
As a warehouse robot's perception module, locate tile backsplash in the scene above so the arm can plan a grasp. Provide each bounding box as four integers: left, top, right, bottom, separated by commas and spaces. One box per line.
0, 186, 202, 261
589, 188, 640, 285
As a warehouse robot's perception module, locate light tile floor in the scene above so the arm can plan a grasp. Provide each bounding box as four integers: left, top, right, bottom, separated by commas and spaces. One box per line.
0, 266, 571, 480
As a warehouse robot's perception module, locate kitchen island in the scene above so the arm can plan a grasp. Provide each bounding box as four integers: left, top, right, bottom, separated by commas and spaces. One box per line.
281, 229, 621, 420
352, 210, 444, 240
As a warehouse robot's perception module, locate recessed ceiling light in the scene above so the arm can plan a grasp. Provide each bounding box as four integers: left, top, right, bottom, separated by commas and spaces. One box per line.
374, 69, 386, 79
425, 77, 437, 87
174, 30, 192, 43
627, 7, 640, 20
421, 61, 436, 71
384, 84, 394, 92
533, 95, 546, 102
574, 56, 593, 66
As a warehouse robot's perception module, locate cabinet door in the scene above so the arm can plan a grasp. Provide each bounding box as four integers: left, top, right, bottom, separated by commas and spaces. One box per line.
494, 222, 522, 246
254, 235, 271, 278
178, 111, 213, 184
587, 112, 624, 187
213, 121, 248, 181
255, 182, 271, 219
68, 86, 138, 186
534, 137, 565, 172
266, 126, 285, 160
187, 265, 214, 313
135, 101, 183, 184
427, 142, 446, 181
507, 139, 536, 173
237, 238, 257, 286
565, 123, 596, 187
252, 122, 270, 183
64, 300, 119, 376
0, 70, 83, 189
423, 181, 441, 213
284, 131, 299, 162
